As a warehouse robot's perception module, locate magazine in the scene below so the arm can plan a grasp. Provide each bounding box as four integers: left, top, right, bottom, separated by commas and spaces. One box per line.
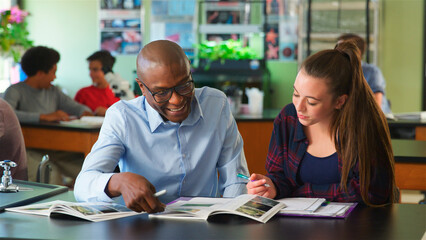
277, 197, 357, 218
149, 194, 286, 223
6, 200, 141, 222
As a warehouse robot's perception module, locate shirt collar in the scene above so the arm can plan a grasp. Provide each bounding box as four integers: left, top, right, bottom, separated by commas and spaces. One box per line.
181, 95, 203, 127
145, 94, 204, 132
294, 115, 307, 142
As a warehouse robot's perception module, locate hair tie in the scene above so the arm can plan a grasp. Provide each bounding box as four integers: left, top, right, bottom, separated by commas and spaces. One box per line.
334, 46, 350, 61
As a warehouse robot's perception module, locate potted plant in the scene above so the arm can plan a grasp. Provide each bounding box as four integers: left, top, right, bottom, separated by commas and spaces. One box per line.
0, 6, 33, 63
193, 39, 260, 71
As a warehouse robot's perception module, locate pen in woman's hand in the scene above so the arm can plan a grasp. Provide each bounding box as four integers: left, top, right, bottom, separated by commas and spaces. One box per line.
237, 173, 270, 187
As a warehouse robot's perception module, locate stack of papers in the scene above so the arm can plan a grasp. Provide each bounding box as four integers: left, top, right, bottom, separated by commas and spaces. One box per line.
393, 111, 426, 121
277, 198, 356, 218
60, 116, 104, 127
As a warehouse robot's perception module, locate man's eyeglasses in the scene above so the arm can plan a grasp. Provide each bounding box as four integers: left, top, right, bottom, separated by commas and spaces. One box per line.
140, 74, 195, 103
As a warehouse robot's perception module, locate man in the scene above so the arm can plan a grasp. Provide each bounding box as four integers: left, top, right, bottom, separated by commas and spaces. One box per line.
75, 40, 249, 213
4, 46, 93, 185
337, 34, 391, 115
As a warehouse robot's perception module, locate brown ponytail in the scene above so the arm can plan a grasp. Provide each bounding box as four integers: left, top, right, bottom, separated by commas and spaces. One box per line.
302, 41, 397, 206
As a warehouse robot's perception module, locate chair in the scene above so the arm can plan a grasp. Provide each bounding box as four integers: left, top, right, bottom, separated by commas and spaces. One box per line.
36, 154, 51, 184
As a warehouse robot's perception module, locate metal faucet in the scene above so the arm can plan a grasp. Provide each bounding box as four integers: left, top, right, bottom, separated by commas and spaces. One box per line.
0, 160, 19, 193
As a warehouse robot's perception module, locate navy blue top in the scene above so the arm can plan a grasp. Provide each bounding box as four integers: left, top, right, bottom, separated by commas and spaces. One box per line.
298, 151, 340, 185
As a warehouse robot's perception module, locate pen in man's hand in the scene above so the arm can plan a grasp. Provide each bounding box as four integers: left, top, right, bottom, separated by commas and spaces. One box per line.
153, 189, 167, 197
237, 173, 270, 187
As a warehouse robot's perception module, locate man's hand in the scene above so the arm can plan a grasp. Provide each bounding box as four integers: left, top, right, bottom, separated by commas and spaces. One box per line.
246, 173, 277, 199
40, 110, 70, 122
106, 172, 165, 213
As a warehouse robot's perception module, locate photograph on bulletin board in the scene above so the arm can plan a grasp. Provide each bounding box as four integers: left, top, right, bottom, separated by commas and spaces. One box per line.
265, 24, 279, 60
206, 10, 241, 24
101, 31, 141, 55
100, 19, 140, 29
101, 0, 141, 9
278, 17, 298, 61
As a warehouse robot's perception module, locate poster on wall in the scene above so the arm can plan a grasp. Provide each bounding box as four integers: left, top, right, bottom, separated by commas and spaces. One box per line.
265, 24, 279, 60
150, 0, 196, 58
279, 16, 298, 61
265, 0, 298, 62
99, 0, 142, 55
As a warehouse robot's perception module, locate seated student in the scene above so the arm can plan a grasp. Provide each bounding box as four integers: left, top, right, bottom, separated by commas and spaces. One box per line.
74, 40, 249, 213
337, 33, 391, 115
246, 41, 397, 206
74, 51, 120, 116
4, 46, 93, 123
0, 98, 28, 180
3, 46, 93, 185
87, 50, 135, 101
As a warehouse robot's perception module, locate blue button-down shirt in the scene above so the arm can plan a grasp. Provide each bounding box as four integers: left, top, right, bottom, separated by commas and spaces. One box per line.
74, 87, 248, 203
362, 62, 391, 114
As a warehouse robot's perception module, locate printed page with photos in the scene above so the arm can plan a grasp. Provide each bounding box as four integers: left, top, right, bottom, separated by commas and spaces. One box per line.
149, 194, 286, 223
6, 200, 141, 222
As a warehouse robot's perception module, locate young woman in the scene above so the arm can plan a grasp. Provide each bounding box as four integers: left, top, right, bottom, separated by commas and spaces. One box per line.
247, 41, 397, 206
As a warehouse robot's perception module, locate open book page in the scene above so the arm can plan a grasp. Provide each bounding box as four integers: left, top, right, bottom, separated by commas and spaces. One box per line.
150, 194, 286, 223
5, 200, 58, 216
6, 200, 141, 222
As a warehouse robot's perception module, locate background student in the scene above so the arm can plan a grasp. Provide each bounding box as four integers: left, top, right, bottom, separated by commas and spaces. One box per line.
90, 50, 135, 101
3, 46, 93, 185
74, 50, 120, 116
337, 33, 391, 115
0, 98, 27, 180
4, 46, 93, 123
246, 41, 397, 206
74, 40, 249, 213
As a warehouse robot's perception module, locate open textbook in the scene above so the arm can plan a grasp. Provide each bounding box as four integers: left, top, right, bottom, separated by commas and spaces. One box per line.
149, 194, 286, 223
277, 197, 357, 218
6, 200, 141, 222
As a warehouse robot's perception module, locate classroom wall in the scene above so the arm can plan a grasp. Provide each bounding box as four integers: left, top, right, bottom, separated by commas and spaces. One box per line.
22, 0, 423, 112
379, 0, 424, 113
23, 0, 136, 97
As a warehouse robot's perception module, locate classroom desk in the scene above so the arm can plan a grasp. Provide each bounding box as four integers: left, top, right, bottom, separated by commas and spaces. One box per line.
388, 118, 426, 141
20, 122, 100, 157
392, 139, 426, 191
0, 191, 425, 240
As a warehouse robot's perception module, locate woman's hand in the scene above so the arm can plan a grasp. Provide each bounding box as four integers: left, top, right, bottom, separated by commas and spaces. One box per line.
246, 173, 277, 199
